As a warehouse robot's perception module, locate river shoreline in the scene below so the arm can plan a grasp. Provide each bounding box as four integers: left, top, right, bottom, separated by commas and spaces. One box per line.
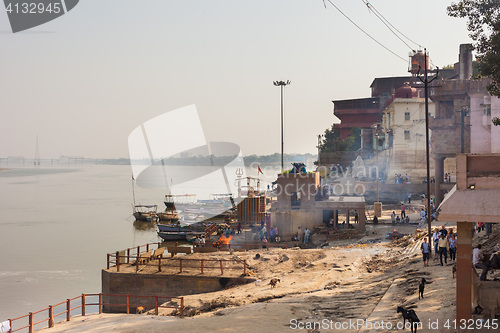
41, 215, 462, 333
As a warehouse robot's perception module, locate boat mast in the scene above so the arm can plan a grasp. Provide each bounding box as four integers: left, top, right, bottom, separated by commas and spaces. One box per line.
131, 175, 137, 207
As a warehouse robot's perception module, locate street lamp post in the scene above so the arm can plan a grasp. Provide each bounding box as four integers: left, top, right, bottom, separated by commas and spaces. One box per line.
273, 80, 291, 172
317, 134, 324, 164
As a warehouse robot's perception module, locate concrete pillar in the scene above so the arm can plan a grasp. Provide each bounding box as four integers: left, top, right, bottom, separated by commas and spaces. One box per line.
358, 209, 366, 233
373, 202, 382, 217
434, 156, 445, 206
456, 221, 473, 321
346, 210, 350, 227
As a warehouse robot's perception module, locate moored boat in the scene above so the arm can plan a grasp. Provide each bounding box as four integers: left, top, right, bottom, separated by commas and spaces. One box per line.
157, 230, 204, 241
157, 223, 193, 232
133, 205, 158, 222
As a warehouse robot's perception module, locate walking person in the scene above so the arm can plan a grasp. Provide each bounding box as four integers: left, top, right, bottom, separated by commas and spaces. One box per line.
449, 233, 457, 261
421, 237, 431, 267
438, 234, 449, 266
433, 228, 440, 261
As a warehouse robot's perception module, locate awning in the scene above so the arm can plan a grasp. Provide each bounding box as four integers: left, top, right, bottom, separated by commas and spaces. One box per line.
436, 185, 500, 223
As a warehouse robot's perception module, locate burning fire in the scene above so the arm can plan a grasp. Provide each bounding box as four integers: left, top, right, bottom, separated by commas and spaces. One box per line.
213, 235, 232, 248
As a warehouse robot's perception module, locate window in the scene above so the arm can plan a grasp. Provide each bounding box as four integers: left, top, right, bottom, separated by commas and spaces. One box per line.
440, 101, 454, 119
291, 192, 301, 207
484, 105, 491, 116
404, 130, 410, 140
405, 112, 410, 121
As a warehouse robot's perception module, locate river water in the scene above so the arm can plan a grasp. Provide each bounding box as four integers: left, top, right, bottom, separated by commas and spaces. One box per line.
0, 165, 201, 321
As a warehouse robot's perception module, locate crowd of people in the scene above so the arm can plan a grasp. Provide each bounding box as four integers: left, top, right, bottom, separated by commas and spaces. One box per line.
391, 209, 410, 224
394, 173, 410, 184
420, 225, 456, 267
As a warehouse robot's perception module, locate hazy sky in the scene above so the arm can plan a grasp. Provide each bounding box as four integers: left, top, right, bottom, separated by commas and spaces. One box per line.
0, 0, 472, 158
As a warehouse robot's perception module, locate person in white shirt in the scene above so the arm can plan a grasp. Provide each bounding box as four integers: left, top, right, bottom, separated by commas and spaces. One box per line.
432, 228, 440, 261
473, 244, 489, 281
304, 228, 310, 243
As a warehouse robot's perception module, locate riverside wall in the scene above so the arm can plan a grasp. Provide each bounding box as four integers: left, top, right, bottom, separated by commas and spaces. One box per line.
101, 270, 255, 313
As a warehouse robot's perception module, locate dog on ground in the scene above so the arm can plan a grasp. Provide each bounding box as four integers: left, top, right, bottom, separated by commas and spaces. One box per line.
452, 264, 457, 279
136, 306, 145, 314
269, 278, 280, 288
397, 306, 420, 333
418, 278, 427, 299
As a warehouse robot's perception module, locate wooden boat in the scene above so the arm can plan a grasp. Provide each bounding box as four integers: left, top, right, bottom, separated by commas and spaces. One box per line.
133, 205, 158, 222
157, 223, 193, 232
157, 211, 179, 222
157, 231, 204, 241
164, 194, 196, 209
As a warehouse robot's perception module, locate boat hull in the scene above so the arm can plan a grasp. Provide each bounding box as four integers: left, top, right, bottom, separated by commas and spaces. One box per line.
133, 212, 157, 222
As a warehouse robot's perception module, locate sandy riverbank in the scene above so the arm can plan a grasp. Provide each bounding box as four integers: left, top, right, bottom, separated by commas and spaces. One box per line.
41, 214, 462, 333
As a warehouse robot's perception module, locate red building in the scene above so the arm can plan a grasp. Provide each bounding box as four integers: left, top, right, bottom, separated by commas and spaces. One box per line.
332, 76, 412, 140
332, 97, 381, 140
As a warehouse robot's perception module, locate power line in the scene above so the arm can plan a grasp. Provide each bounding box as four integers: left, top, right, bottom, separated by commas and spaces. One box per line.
361, 0, 423, 50
324, 0, 407, 63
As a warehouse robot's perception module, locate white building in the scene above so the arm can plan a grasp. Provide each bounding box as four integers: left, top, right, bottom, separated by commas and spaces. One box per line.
381, 83, 435, 179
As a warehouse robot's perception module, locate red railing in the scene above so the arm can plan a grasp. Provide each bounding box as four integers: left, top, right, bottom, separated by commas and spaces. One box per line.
106, 242, 162, 269
109, 254, 248, 275
106, 242, 286, 273
7, 293, 184, 333
215, 243, 288, 251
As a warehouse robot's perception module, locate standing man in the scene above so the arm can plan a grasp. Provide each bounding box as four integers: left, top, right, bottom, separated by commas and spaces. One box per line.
421, 238, 431, 267
401, 203, 406, 219
391, 211, 396, 225
420, 208, 426, 223
438, 234, 449, 266
304, 227, 310, 243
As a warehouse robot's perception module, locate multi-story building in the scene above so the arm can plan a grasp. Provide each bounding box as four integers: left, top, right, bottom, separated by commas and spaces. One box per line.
382, 83, 435, 178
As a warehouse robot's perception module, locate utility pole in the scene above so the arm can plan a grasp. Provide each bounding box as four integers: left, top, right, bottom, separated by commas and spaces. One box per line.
418, 49, 438, 245
273, 80, 291, 172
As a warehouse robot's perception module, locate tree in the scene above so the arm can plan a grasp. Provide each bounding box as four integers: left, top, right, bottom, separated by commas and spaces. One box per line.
319, 126, 361, 153
447, 1, 500, 97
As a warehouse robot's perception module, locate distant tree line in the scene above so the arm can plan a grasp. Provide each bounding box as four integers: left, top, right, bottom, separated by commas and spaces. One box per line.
99, 153, 316, 166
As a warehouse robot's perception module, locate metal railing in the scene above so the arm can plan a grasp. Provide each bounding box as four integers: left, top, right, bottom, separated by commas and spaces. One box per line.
106, 242, 286, 273
110, 254, 248, 275
7, 293, 184, 333
106, 242, 162, 269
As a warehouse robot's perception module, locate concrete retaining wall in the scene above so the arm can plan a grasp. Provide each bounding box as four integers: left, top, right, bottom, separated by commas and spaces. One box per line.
101, 270, 254, 313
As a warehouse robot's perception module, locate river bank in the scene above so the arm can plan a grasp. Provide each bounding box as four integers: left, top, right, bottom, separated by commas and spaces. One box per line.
41, 218, 460, 333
